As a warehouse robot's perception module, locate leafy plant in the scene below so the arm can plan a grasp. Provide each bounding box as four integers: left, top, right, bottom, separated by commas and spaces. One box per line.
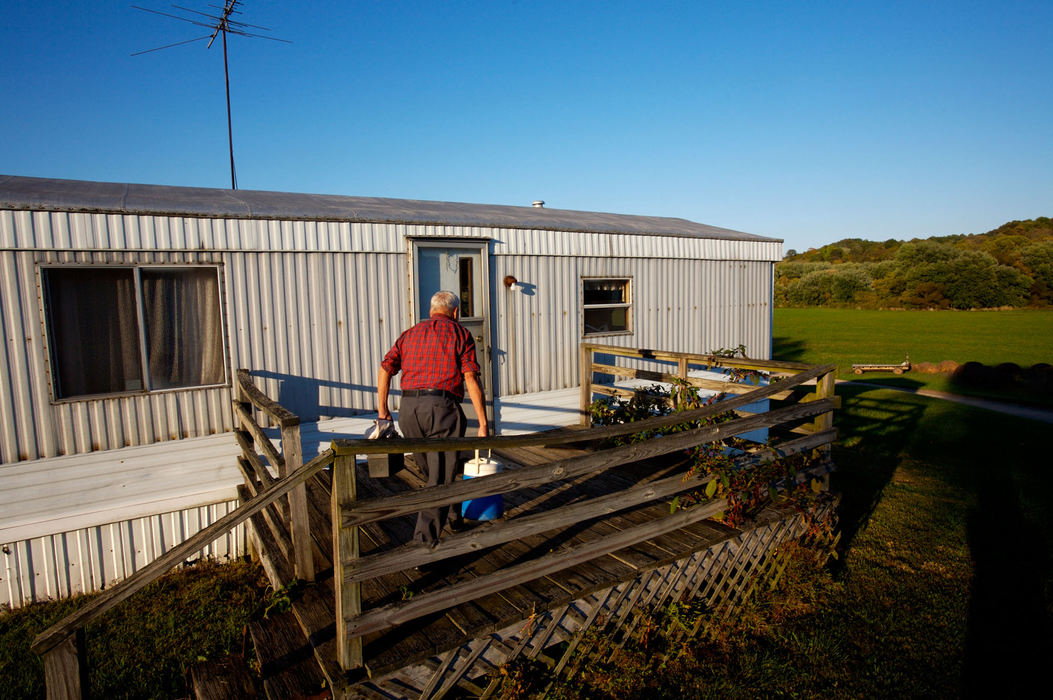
589, 373, 832, 529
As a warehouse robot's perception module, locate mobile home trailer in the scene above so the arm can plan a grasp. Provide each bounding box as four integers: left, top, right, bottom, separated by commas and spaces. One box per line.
0, 174, 781, 607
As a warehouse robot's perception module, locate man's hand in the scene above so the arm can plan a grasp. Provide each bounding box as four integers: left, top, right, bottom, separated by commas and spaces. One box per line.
377, 367, 393, 421
464, 371, 488, 438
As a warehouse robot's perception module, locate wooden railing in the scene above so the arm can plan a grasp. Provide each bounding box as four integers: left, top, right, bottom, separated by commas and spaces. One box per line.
30, 448, 336, 699
233, 369, 314, 582
329, 351, 838, 672
30, 370, 324, 699
580, 342, 838, 464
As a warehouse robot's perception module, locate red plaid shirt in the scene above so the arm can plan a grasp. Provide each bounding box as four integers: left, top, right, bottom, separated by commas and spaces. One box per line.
381, 313, 480, 399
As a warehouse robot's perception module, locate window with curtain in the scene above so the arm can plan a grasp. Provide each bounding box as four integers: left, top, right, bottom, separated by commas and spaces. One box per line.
582, 278, 632, 336
43, 266, 226, 400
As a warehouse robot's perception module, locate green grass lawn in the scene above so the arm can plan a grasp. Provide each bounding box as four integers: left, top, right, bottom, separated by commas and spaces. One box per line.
774, 308, 1053, 369
774, 309, 1053, 395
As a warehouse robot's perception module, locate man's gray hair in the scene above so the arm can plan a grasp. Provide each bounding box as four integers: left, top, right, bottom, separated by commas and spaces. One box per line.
430, 290, 460, 313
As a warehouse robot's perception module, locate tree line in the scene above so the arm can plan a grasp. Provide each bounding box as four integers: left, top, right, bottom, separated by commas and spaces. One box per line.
776, 217, 1053, 309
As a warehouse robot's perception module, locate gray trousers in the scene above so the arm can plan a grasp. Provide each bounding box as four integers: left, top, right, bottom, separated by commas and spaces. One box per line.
398, 394, 466, 543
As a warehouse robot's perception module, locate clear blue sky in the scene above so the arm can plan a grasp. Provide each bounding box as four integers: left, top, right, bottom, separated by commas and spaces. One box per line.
2, 1, 1050, 253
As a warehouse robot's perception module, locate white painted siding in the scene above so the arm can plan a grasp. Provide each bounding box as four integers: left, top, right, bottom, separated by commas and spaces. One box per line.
1, 210, 780, 261
1, 501, 243, 609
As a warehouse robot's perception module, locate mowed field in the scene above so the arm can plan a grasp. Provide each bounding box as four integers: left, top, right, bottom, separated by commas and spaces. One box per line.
773, 309, 1053, 393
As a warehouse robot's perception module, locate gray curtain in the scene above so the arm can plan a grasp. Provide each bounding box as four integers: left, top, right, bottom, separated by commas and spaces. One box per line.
141, 268, 224, 390
46, 268, 142, 398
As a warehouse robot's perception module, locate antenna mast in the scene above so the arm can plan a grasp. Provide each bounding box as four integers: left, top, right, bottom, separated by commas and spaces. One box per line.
210, 2, 238, 189
133, 2, 290, 190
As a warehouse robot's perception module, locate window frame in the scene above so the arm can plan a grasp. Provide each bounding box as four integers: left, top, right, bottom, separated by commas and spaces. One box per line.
39, 263, 229, 402
581, 276, 633, 338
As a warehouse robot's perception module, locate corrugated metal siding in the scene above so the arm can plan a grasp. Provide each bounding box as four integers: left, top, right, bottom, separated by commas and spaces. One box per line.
1, 500, 243, 609
0, 244, 410, 462
490, 255, 773, 396
227, 251, 407, 421
1, 209, 781, 261
2, 209, 774, 464
0, 249, 233, 463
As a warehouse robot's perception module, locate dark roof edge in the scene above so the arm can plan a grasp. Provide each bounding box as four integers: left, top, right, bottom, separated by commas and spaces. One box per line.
0, 175, 782, 243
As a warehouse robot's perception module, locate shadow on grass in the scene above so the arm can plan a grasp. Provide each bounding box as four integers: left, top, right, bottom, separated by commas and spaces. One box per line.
963, 475, 1051, 696
844, 376, 926, 391
772, 336, 808, 363
831, 383, 926, 553
905, 403, 1053, 697
834, 384, 1052, 694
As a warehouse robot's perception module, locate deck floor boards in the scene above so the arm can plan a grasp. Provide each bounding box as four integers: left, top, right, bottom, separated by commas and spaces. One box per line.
257, 440, 745, 689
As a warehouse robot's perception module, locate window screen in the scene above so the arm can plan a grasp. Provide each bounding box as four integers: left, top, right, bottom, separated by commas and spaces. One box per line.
43, 266, 226, 399
582, 278, 632, 336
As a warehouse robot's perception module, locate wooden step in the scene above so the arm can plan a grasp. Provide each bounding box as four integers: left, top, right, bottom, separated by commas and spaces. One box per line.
248, 608, 331, 700
190, 654, 257, 699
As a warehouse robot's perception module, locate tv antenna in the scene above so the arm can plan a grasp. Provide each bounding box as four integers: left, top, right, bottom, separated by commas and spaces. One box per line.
132, 2, 290, 189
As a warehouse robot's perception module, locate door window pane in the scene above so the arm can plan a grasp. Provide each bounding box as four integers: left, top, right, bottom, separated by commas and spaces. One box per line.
416, 247, 482, 320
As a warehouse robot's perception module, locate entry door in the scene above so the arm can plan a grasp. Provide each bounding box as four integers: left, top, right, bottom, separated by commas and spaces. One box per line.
411, 240, 493, 429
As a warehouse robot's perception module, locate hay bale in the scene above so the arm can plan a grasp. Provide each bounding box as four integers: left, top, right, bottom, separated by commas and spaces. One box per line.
994, 362, 1025, 389
953, 361, 994, 389
1024, 363, 1053, 395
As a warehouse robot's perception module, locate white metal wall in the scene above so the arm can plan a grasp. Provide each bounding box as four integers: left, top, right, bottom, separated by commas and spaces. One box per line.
1, 500, 243, 609
490, 254, 774, 396
1, 209, 776, 465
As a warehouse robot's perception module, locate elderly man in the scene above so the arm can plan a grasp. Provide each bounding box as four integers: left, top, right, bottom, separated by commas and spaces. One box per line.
377, 290, 488, 544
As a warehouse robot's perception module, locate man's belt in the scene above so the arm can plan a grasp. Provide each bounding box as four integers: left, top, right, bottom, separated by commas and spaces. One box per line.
402, 388, 461, 401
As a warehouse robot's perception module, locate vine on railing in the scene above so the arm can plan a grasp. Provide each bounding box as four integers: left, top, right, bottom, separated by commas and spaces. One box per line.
588, 375, 834, 534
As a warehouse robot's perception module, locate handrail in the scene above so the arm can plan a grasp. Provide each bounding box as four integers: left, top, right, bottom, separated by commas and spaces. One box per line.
340, 429, 835, 585
31, 448, 335, 657
338, 398, 836, 530
234, 368, 314, 582
236, 368, 299, 427
331, 363, 836, 456
581, 342, 818, 374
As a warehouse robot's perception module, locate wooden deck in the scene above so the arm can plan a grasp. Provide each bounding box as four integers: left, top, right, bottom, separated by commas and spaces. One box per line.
30, 348, 837, 700
246, 437, 751, 697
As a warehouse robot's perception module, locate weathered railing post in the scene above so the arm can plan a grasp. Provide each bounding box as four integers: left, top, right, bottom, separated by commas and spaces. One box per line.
814, 367, 837, 488
234, 369, 314, 583
580, 344, 594, 426
282, 421, 314, 582
332, 451, 363, 670
42, 629, 86, 700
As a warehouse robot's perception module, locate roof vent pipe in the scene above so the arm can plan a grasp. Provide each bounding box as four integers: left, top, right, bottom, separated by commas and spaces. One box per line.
532, 200, 545, 208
